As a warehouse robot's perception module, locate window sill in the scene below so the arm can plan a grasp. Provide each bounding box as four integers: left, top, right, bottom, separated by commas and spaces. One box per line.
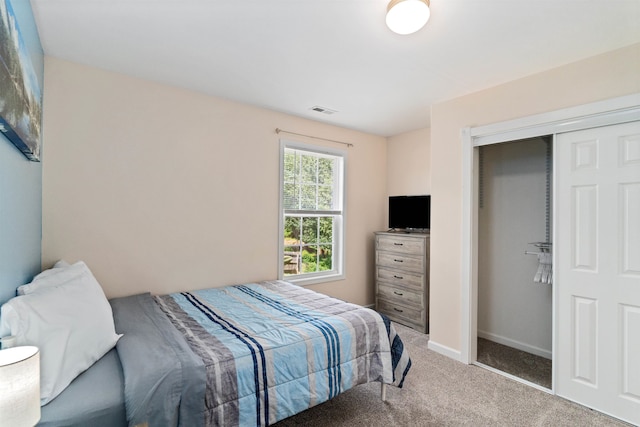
284, 272, 345, 287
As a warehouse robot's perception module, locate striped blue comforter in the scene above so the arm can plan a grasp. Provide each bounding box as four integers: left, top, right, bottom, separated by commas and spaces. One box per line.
153, 280, 411, 426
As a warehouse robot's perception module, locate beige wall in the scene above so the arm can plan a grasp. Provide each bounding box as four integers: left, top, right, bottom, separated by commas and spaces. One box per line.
386, 127, 430, 196
429, 43, 640, 353
41, 57, 387, 306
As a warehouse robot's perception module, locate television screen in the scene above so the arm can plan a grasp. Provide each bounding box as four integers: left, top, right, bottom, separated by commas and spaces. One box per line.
389, 195, 430, 230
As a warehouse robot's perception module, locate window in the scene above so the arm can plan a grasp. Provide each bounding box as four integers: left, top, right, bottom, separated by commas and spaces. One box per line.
279, 140, 345, 284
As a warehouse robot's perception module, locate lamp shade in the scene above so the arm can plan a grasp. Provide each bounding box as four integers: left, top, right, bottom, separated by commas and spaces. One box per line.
0, 346, 40, 427
386, 0, 431, 35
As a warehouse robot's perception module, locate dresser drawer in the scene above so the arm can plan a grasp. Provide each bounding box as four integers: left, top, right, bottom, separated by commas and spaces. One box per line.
376, 299, 424, 330
377, 282, 423, 307
377, 234, 425, 255
376, 251, 424, 273
376, 267, 424, 290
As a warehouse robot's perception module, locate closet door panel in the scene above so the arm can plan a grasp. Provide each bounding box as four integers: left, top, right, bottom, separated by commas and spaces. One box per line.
556, 120, 640, 426
621, 304, 640, 401
621, 183, 640, 275
572, 296, 598, 386
572, 185, 598, 271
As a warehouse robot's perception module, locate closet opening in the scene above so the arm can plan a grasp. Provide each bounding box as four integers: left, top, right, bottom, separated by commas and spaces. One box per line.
474, 135, 553, 390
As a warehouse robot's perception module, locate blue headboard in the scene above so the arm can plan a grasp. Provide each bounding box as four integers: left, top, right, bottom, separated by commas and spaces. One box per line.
0, 141, 42, 306
0, 0, 44, 306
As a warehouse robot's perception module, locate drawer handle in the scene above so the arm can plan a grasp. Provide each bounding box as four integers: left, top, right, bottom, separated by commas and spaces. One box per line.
393, 275, 404, 280
393, 259, 403, 263
393, 291, 404, 296
394, 307, 404, 313
394, 243, 404, 246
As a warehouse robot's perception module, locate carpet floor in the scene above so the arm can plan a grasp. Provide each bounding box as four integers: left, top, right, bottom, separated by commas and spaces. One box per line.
273, 324, 629, 426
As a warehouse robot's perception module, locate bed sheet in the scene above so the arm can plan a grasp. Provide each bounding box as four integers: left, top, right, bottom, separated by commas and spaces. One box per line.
38, 348, 127, 427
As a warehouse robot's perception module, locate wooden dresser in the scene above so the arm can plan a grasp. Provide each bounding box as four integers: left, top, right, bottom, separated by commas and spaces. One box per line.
374, 231, 429, 333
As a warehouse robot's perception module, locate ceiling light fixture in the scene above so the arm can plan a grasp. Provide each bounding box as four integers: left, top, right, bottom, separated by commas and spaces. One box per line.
386, 0, 430, 35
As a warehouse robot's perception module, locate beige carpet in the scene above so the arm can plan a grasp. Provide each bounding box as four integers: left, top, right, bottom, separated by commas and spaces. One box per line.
273, 324, 629, 426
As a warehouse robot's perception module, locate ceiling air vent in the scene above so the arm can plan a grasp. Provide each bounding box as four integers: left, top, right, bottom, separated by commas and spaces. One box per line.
310, 106, 338, 115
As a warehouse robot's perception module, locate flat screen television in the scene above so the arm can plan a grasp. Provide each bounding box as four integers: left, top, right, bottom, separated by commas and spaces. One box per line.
389, 195, 430, 231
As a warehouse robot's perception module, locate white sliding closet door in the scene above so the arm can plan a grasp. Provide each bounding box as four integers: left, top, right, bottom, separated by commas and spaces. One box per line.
556, 120, 640, 425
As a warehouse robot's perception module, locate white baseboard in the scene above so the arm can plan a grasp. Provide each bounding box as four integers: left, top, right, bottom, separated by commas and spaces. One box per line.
427, 340, 462, 362
478, 330, 552, 360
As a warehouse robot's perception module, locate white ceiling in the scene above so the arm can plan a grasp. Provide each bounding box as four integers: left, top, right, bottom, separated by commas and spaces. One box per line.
30, 0, 640, 137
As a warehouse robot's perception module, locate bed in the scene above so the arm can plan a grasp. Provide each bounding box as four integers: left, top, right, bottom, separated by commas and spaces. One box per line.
5, 267, 411, 426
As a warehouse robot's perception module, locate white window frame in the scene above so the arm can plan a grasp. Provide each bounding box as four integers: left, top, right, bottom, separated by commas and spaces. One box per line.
278, 139, 346, 286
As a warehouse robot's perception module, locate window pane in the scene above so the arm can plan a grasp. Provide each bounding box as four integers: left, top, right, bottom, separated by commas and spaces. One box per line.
318, 185, 333, 210
284, 151, 297, 182
284, 216, 301, 242
319, 245, 332, 271
283, 245, 301, 276
301, 245, 318, 273
302, 217, 318, 244
301, 155, 317, 184
283, 183, 299, 209
300, 184, 317, 210
319, 217, 333, 243
318, 157, 334, 185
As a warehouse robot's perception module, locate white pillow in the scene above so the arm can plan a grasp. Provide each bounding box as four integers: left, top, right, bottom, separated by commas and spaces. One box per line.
53, 259, 71, 269
17, 260, 72, 296
0, 262, 122, 405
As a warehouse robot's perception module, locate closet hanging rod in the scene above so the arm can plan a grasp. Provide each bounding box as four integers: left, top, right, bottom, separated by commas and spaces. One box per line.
275, 128, 354, 148
529, 242, 552, 248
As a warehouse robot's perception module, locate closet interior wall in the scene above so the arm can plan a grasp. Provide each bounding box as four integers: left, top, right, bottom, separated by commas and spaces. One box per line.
478, 137, 552, 359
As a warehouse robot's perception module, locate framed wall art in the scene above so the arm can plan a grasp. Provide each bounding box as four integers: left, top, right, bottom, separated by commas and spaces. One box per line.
0, 0, 42, 161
